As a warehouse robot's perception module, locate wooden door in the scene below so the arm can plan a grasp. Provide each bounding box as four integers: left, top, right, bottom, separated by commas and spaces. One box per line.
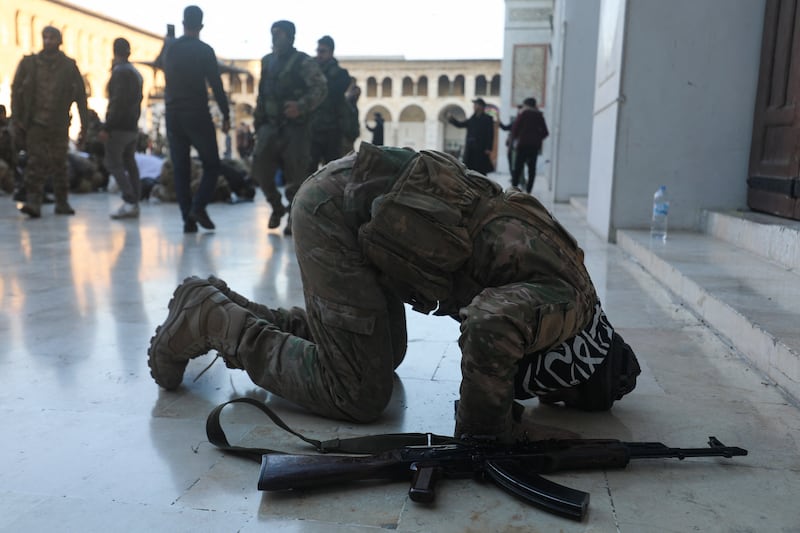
748, 0, 800, 220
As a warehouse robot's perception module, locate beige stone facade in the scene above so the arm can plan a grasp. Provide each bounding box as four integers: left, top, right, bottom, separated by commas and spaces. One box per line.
0, 0, 165, 141
1, 1, 502, 163
226, 57, 502, 161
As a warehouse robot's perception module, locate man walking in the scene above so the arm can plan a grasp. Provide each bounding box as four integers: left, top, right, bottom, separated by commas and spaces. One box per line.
510, 97, 549, 193
11, 26, 89, 218
163, 5, 230, 233
308, 35, 351, 173
100, 38, 144, 219
251, 20, 327, 236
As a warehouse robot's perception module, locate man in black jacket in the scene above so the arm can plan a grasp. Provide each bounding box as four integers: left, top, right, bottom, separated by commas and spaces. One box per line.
308, 35, 351, 173
163, 5, 230, 233
100, 38, 143, 219
447, 98, 494, 175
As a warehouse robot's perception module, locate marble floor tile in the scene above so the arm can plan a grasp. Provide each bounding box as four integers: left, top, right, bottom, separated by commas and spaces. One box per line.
1, 184, 799, 532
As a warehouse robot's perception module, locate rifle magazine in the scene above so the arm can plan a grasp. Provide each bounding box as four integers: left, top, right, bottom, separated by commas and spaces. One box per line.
484, 460, 589, 521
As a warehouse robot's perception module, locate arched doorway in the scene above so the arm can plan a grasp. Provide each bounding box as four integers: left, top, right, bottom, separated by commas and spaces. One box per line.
397, 104, 425, 149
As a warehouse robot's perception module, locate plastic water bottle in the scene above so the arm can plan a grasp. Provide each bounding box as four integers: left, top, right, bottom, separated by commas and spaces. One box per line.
650, 186, 669, 242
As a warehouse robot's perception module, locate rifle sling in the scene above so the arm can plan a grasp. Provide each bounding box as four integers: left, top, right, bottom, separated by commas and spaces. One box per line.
206, 397, 463, 462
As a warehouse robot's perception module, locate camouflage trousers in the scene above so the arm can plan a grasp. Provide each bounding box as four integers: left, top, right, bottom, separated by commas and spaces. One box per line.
232, 172, 598, 438
234, 171, 407, 422
23, 125, 70, 205
252, 121, 312, 210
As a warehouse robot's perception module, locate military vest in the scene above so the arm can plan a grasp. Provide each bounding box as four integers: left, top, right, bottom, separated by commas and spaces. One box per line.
354, 145, 585, 316
257, 49, 310, 124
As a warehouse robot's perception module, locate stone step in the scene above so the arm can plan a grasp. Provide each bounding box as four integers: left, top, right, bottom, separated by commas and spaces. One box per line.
703, 209, 800, 272
617, 229, 800, 403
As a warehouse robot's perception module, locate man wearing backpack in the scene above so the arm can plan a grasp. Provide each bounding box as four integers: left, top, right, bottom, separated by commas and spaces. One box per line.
148, 144, 641, 443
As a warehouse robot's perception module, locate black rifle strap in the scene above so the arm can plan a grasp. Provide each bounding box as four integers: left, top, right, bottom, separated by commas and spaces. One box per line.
206, 397, 463, 462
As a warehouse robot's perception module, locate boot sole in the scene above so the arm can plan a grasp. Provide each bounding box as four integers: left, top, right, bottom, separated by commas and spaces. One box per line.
19, 205, 41, 218
147, 276, 214, 389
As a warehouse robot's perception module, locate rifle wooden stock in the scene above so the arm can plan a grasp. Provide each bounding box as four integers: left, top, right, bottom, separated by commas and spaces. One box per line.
258, 451, 412, 491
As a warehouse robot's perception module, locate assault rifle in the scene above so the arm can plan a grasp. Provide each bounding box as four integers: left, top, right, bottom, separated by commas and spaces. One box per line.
205, 398, 747, 521
257, 435, 746, 520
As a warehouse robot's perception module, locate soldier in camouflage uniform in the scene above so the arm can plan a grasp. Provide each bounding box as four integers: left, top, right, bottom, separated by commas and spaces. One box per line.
148, 144, 640, 442
11, 26, 89, 218
251, 20, 327, 235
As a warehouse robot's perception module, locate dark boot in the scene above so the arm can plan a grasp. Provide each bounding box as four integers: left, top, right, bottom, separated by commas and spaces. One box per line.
19, 193, 42, 218
148, 276, 251, 390
283, 212, 293, 236
54, 185, 74, 215
54, 202, 75, 215
189, 206, 215, 230
267, 203, 286, 229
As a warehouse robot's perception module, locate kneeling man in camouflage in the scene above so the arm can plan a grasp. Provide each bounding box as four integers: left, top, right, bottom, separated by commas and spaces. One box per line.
148, 143, 640, 442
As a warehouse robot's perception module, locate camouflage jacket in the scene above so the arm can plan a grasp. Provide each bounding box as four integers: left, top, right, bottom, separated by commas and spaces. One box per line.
11, 51, 89, 132
253, 48, 327, 129
310, 144, 595, 318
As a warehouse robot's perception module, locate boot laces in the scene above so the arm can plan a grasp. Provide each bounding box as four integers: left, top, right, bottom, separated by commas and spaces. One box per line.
193, 353, 221, 382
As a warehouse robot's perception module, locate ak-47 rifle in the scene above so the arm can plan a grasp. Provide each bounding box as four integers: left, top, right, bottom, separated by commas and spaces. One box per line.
205, 398, 748, 521
257, 435, 746, 520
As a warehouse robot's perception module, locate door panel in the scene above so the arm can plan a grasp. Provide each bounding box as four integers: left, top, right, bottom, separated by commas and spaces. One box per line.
748, 0, 800, 220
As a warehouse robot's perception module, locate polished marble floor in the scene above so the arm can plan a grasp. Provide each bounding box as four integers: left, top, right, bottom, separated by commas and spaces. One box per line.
1, 180, 798, 532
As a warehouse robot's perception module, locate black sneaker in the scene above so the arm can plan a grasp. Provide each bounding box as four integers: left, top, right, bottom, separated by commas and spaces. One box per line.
190, 207, 215, 230
184, 219, 198, 233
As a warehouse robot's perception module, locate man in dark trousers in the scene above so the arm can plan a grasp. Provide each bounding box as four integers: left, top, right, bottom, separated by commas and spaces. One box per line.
100, 38, 144, 220
510, 97, 549, 193
251, 20, 327, 236
163, 5, 230, 233
448, 97, 494, 175
308, 35, 351, 173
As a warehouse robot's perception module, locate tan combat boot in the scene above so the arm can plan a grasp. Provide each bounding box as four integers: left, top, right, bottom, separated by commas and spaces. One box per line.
207, 275, 277, 321
148, 276, 251, 390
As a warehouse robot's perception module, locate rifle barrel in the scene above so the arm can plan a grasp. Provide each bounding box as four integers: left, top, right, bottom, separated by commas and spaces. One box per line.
624, 436, 748, 460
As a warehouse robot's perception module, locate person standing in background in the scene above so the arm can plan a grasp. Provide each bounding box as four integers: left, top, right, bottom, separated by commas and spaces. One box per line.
100, 37, 144, 220
11, 26, 89, 218
447, 98, 494, 175
163, 5, 230, 233
510, 97, 548, 193
308, 35, 351, 173
366, 112, 384, 146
